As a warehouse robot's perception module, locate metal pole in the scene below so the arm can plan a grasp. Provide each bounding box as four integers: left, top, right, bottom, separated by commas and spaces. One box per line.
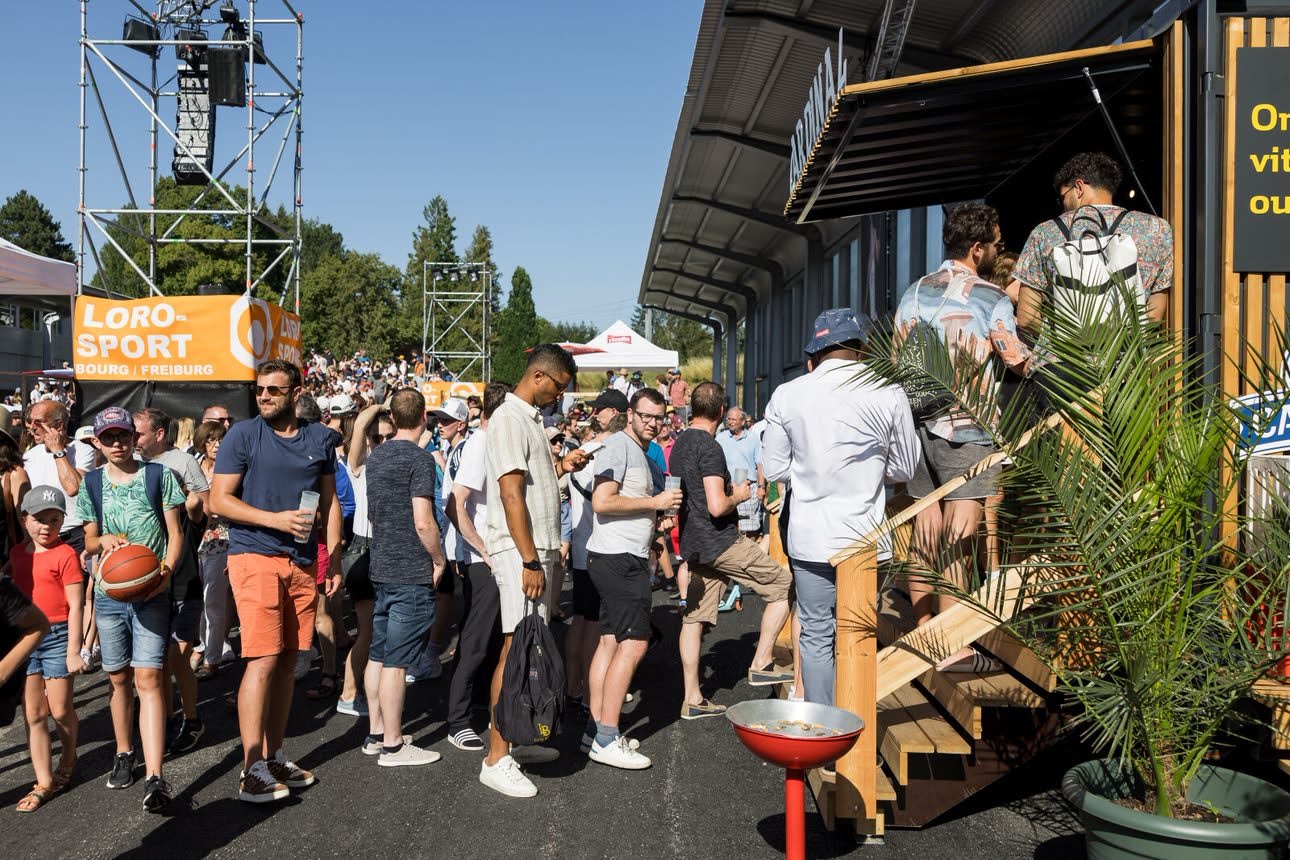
149, 26, 158, 288
245, 0, 256, 293
422, 261, 429, 360
1081, 67, 1158, 216
293, 3, 303, 314
77, 0, 88, 294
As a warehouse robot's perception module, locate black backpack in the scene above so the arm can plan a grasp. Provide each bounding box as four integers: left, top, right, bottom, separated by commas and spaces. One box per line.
494, 602, 565, 746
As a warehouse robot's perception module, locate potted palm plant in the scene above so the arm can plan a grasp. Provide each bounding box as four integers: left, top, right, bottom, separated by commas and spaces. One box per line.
858, 284, 1290, 858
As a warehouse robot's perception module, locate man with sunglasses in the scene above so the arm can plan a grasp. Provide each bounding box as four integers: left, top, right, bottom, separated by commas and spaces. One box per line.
583, 388, 681, 769
209, 359, 344, 803
24, 400, 97, 556
480, 344, 589, 797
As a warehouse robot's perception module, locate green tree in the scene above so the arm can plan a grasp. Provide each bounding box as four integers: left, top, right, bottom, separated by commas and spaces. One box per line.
401, 195, 459, 344
300, 252, 402, 357
537, 318, 597, 344
0, 190, 74, 262
492, 266, 539, 384
297, 215, 345, 276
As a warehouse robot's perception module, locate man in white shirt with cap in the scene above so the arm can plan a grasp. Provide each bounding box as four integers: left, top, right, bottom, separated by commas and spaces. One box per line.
761, 308, 920, 707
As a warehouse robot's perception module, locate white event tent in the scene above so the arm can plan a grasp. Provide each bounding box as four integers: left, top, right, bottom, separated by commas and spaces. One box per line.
0, 237, 77, 297
573, 320, 678, 371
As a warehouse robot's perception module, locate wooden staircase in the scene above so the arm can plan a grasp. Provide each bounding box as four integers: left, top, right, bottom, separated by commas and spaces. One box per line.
766, 485, 1070, 837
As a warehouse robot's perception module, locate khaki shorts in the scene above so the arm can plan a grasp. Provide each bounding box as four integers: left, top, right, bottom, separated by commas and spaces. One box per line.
683, 536, 792, 626
227, 553, 317, 658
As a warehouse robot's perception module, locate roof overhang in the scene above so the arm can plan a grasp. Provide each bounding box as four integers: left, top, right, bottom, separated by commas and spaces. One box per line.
785, 38, 1161, 223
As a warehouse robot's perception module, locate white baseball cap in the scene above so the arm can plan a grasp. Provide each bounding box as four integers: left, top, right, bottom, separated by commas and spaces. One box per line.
316, 396, 331, 413
329, 393, 356, 416
434, 397, 469, 424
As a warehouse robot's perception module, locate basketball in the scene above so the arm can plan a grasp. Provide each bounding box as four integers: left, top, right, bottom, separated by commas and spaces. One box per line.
98, 544, 163, 602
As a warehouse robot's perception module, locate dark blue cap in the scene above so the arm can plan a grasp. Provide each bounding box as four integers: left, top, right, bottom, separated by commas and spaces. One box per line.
804, 308, 871, 356
92, 406, 135, 438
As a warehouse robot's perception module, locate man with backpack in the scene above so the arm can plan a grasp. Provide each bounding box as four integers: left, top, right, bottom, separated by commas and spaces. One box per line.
482, 344, 589, 797
1011, 151, 1174, 331
894, 203, 1031, 672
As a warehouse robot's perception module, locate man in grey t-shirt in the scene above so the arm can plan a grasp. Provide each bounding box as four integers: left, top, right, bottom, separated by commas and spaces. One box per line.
361, 388, 447, 768
584, 389, 681, 771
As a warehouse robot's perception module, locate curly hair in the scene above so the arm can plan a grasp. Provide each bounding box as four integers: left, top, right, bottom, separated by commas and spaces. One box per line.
1052, 152, 1122, 195
943, 203, 999, 260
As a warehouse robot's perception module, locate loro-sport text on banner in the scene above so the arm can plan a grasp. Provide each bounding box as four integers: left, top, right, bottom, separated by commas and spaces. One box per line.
73, 294, 303, 382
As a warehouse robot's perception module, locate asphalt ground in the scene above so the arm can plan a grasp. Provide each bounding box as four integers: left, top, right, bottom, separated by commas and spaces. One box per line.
9, 574, 1279, 859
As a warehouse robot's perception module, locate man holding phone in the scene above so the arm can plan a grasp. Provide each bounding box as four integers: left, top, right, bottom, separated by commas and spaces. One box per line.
210, 359, 343, 804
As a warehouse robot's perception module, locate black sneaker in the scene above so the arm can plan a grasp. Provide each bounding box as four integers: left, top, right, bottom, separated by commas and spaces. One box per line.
168, 718, 205, 755
142, 775, 173, 812
105, 751, 135, 789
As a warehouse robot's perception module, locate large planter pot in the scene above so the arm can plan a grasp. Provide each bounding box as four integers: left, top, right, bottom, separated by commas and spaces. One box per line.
1062, 759, 1290, 859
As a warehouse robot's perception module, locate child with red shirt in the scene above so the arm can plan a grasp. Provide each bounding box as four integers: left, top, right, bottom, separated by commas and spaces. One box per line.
11, 485, 85, 812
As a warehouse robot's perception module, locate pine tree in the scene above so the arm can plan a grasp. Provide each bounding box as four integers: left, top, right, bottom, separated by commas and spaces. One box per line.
0, 190, 74, 262
492, 266, 539, 384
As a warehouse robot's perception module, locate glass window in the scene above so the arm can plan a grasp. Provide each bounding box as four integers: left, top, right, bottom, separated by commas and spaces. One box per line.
849, 239, 860, 313
895, 209, 911, 295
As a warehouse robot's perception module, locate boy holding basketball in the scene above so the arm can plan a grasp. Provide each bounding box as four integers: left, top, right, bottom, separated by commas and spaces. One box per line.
11, 486, 84, 812
76, 407, 186, 813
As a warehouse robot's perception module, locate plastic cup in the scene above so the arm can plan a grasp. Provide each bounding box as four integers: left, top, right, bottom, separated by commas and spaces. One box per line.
732, 468, 749, 485
665, 476, 682, 513
297, 490, 320, 544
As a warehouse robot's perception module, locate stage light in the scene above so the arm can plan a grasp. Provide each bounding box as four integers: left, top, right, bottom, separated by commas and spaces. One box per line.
122, 16, 161, 57
219, 1, 240, 26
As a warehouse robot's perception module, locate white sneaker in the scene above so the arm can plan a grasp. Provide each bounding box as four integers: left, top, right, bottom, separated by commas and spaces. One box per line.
479, 755, 537, 798
378, 742, 441, 768
589, 735, 652, 770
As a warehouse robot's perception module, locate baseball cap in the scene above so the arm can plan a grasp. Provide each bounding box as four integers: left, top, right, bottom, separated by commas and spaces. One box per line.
316, 395, 331, 413
434, 397, 469, 424
329, 393, 356, 416
544, 425, 565, 442
21, 485, 66, 517
74, 425, 95, 443
93, 406, 135, 438
590, 390, 629, 412
804, 307, 872, 357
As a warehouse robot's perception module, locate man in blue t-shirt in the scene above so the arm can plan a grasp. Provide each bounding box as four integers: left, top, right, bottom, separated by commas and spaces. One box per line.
210, 359, 343, 804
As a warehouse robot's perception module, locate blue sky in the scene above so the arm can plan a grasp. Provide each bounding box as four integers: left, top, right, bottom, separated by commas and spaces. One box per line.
1, 1, 701, 330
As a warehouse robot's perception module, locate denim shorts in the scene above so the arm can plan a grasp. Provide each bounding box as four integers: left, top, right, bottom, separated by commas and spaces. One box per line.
560, 499, 572, 544
27, 621, 70, 679
96, 592, 171, 671
370, 582, 435, 670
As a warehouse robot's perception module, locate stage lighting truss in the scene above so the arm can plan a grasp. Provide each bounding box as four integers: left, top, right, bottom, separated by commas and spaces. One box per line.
422, 262, 494, 382
77, 0, 304, 310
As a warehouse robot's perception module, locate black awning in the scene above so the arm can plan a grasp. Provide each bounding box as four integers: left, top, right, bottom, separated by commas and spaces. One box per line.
785, 39, 1160, 223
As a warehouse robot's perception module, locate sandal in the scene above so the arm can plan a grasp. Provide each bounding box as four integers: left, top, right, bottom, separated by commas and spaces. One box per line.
52, 755, 76, 790
305, 672, 339, 700
16, 783, 56, 813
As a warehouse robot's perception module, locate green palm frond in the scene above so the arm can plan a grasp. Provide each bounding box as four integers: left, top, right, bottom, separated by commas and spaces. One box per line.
854, 278, 1290, 816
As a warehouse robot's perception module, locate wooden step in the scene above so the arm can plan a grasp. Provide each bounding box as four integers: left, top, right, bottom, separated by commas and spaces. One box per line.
808, 764, 893, 835
879, 683, 971, 785
978, 628, 1058, 692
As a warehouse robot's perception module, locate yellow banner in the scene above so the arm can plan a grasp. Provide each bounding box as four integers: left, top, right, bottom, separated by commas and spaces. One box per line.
73, 295, 302, 382
421, 380, 484, 410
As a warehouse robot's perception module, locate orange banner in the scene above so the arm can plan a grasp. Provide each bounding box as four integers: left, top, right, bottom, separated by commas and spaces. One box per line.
73, 295, 302, 382
421, 380, 484, 410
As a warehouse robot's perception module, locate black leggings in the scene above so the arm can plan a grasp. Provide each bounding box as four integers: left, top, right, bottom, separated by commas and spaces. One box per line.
445, 561, 503, 732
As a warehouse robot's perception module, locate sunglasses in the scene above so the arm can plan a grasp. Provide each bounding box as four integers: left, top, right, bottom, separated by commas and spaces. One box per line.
97, 430, 134, 447
254, 385, 292, 397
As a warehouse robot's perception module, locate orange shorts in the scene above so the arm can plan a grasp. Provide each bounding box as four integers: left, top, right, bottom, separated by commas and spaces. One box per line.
227, 553, 317, 658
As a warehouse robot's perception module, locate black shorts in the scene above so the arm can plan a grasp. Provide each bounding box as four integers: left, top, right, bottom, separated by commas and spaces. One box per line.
342, 538, 376, 603
436, 560, 457, 594
170, 597, 202, 644
587, 551, 651, 642
571, 567, 600, 621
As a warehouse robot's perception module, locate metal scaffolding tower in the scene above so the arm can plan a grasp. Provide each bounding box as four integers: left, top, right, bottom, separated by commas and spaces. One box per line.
77, 0, 304, 308
422, 261, 492, 382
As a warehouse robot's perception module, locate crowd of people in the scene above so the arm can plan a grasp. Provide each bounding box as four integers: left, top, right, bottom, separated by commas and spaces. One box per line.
0, 151, 1171, 818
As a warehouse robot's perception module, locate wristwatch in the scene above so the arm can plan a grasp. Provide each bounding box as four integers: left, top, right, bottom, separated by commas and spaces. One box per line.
51, 450, 67, 460
522, 559, 543, 571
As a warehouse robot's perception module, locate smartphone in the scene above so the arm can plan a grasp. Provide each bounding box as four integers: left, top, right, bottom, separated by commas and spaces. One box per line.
579, 441, 605, 456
